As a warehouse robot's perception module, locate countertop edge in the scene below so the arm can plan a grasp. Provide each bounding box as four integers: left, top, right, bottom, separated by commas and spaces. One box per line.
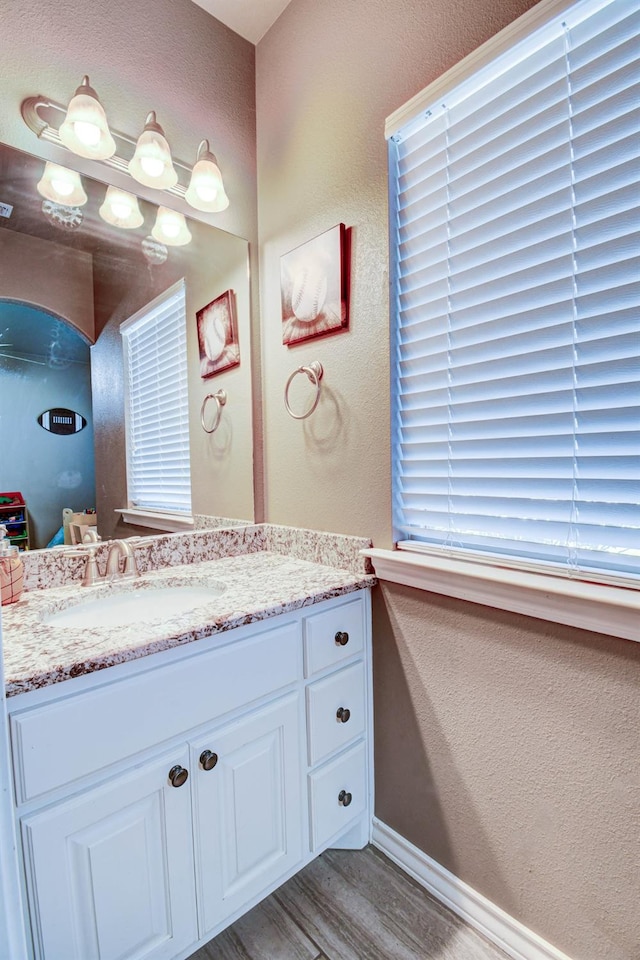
5, 563, 375, 698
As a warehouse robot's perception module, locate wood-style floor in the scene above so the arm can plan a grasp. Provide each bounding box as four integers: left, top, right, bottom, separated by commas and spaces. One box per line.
190, 846, 508, 960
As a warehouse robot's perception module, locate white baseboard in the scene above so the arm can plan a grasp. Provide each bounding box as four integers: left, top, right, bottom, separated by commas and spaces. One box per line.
372, 818, 573, 960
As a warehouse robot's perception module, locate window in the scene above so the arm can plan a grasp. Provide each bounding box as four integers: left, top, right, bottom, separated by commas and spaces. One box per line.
121, 280, 192, 527
388, 0, 639, 587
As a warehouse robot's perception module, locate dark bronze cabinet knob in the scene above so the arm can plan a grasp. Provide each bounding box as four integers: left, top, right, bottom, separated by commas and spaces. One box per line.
335, 631, 349, 646
200, 750, 218, 771
336, 707, 351, 723
168, 765, 189, 788
338, 789, 352, 807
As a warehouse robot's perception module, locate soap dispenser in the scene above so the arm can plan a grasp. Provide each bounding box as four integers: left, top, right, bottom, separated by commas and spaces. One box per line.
0, 524, 24, 605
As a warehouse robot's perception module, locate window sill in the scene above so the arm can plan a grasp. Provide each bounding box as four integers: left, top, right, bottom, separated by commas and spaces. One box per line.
116, 508, 194, 534
361, 548, 639, 643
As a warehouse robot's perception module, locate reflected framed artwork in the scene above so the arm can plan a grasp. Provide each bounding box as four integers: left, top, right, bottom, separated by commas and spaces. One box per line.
197, 289, 240, 379
281, 223, 349, 345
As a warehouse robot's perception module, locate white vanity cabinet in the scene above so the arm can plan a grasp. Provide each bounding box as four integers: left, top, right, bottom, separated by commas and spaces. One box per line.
21, 745, 198, 960
8, 588, 372, 960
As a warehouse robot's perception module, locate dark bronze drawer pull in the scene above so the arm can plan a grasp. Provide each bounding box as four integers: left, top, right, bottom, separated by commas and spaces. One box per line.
338, 789, 352, 807
335, 631, 349, 646
336, 707, 351, 723
168, 765, 188, 788
199, 750, 218, 771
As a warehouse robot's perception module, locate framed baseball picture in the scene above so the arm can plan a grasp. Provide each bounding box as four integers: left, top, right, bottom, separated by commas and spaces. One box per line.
280, 223, 349, 346
197, 289, 240, 379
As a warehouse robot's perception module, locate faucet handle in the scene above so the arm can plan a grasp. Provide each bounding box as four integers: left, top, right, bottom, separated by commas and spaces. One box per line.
64, 544, 102, 586
122, 549, 139, 578
81, 548, 102, 587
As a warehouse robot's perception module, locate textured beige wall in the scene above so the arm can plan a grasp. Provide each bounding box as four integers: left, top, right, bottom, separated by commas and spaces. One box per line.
187, 233, 254, 524
257, 1, 639, 958
374, 585, 640, 960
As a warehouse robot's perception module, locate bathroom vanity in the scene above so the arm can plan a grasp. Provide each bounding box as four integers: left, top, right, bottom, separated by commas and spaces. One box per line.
3, 544, 374, 960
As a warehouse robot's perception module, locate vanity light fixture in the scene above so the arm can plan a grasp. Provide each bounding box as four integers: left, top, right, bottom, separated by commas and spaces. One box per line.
185, 140, 229, 213
36, 162, 88, 207
58, 76, 116, 160
151, 206, 192, 246
128, 112, 178, 190
98, 186, 144, 229
21, 78, 229, 212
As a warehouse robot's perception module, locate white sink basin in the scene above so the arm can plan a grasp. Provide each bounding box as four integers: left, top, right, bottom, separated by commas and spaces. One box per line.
43, 582, 226, 629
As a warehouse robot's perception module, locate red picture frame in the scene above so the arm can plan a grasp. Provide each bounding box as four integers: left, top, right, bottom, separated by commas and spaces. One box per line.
281, 223, 349, 346
196, 289, 240, 379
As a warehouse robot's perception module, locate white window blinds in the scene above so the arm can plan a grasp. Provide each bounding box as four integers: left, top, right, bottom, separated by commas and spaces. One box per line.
389, 0, 640, 582
121, 280, 192, 516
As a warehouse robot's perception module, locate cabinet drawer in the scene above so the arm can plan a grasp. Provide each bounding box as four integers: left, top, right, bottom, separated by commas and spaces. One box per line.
303, 597, 364, 678
308, 742, 367, 851
12, 621, 301, 803
306, 662, 365, 766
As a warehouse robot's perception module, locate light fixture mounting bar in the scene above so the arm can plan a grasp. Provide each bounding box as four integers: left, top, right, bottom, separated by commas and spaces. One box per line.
21, 95, 190, 201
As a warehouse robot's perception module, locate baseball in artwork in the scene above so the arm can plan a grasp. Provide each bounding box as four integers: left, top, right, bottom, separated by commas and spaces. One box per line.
281, 224, 349, 345
197, 289, 240, 379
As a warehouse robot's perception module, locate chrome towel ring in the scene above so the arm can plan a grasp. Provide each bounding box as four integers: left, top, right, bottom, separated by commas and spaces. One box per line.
284, 361, 324, 420
200, 389, 227, 434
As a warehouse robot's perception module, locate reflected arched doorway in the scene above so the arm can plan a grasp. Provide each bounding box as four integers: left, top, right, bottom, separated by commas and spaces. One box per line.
0, 301, 95, 549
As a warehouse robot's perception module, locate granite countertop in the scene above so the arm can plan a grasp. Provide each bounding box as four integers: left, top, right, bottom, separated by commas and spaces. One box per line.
2, 552, 375, 698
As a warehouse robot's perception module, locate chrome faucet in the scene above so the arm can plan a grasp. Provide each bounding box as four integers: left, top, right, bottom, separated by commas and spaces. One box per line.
105, 540, 139, 580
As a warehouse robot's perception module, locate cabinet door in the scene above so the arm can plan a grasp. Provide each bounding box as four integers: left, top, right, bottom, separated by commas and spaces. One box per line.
22, 748, 197, 960
191, 693, 303, 936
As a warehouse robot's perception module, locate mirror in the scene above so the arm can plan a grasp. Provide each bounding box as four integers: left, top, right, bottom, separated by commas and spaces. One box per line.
0, 142, 254, 550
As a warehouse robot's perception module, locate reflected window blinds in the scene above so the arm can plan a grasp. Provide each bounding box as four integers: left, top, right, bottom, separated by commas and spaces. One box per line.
121, 280, 192, 516
388, 0, 640, 581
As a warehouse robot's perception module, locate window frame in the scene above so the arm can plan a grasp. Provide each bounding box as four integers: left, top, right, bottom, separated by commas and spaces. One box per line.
120, 278, 193, 533
372, 0, 640, 642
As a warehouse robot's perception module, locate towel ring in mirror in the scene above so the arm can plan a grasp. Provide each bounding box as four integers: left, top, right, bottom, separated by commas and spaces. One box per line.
284, 361, 324, 420
200, 389, 227, 434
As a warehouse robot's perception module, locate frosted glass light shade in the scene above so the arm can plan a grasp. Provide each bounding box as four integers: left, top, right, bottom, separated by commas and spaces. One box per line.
185, 140, 229, 212
58, 76, 116, 160
99, 186, 144, 229
36, 162, 88, 206
128, 112, 178, 189
151, 207, 192, 246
